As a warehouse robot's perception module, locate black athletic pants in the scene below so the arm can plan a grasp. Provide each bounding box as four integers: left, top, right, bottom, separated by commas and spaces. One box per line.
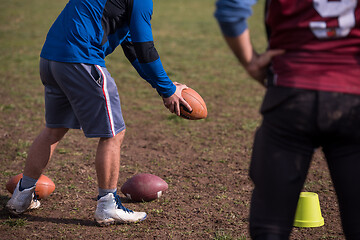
249, 86, 360, 240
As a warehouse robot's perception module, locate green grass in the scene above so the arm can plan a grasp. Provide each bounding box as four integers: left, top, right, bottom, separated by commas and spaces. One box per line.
0, 0, 343, 239
214, 231, 248, 240
2, 218, 28, 228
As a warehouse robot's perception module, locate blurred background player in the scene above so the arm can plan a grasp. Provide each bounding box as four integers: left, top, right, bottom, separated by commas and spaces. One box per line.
215, 0, 360, 239
6, 0, 192, 226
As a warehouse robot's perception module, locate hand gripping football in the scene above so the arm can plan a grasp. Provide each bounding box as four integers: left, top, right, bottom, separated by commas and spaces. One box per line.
180, 87, 207, 120
6, 173, 55, 199
121, 173, 168, 202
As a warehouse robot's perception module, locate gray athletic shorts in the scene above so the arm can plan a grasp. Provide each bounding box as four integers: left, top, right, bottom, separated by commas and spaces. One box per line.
39, 58, 125, 138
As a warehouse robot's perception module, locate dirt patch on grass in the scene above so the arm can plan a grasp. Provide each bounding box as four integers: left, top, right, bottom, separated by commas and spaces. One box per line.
0, 95, 345, 239
0, 0, 345, 238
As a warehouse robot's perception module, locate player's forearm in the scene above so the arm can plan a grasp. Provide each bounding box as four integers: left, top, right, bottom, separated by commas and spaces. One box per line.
214, 0, 257, 70
223, 29, 254, 69
122, 40, 175, 98
139, 58, 176, 98
224, 28, 285, 85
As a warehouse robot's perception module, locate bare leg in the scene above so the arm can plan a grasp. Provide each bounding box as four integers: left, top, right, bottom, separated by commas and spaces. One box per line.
23, 127, 69, 179
93, 129, 147, 225
95, 130, 125, 189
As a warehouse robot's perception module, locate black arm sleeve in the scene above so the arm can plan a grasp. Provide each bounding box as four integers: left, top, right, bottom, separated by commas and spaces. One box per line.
133, 41, 159, 63
121, 40, 137, 63
121, 40, 159, 64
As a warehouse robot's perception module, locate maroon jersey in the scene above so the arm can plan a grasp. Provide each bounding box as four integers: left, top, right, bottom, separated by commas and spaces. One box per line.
266, 0, 360, 94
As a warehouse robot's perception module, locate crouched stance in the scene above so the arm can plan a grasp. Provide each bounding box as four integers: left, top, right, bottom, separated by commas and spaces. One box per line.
7, 0, 191, 225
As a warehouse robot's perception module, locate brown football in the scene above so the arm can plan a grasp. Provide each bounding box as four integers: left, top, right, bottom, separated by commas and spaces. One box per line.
6, 173, 55, 199
180, 88, 207, 120
121, 173, 168, 202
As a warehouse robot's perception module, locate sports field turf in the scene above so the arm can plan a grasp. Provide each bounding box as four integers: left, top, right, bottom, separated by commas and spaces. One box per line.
0, 0, 344, 239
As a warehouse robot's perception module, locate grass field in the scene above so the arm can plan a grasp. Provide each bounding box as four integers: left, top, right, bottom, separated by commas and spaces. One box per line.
0, 0, 345, 239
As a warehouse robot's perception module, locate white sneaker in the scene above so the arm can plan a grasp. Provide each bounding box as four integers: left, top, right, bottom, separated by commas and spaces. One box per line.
6, 181, 41, 215
94, 193, 147, 226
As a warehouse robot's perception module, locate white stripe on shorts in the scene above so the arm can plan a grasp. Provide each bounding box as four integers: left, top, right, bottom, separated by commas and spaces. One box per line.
95, 65, 115, 137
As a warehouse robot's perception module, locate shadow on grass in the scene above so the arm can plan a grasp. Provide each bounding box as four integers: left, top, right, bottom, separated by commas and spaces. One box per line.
10, 214, 97, 227
0, 210, 96, 227
0, 194, 143, 227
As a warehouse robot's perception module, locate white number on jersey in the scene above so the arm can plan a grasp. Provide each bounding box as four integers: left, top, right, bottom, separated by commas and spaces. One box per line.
310, 0, 357, 38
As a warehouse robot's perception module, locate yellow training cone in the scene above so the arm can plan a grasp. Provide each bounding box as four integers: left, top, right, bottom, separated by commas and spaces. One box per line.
294, 192, 324, 227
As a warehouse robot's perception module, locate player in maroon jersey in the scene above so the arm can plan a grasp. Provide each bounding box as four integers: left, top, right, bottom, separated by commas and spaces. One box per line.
215, 0, 360, 239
